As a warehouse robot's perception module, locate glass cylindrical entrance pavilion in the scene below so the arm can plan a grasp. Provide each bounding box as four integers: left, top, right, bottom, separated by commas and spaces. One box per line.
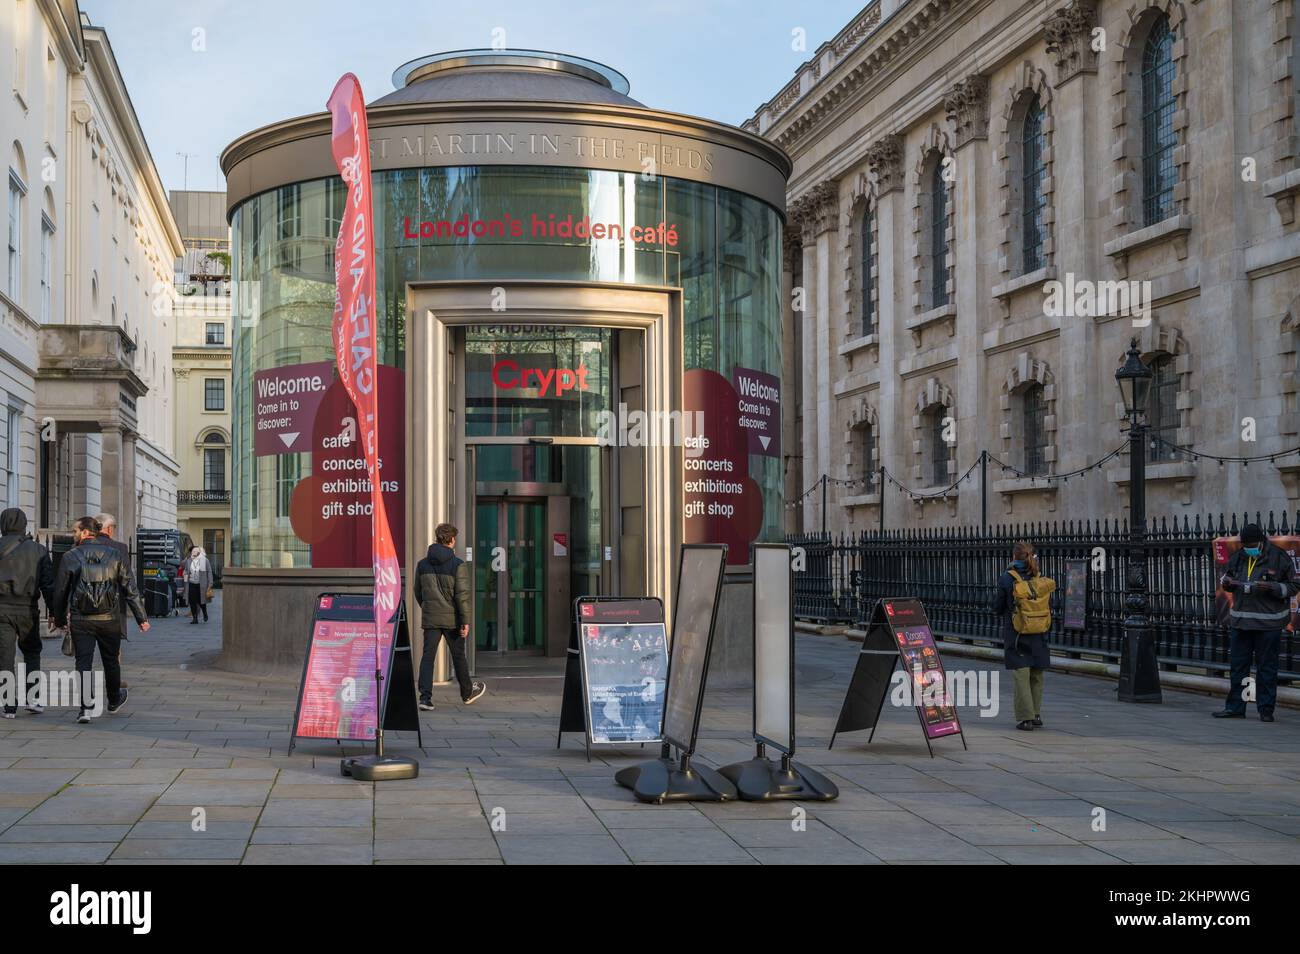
220, 50, 789, 673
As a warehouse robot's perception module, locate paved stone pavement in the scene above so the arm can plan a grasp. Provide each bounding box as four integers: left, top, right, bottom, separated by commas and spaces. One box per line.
2, 595, 1299, 865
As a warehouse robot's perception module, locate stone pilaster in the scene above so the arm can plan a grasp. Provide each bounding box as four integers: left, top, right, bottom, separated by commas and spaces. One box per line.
1044, 0, 1100, 85
944, 75, 990, 150
866, 134, 904, 196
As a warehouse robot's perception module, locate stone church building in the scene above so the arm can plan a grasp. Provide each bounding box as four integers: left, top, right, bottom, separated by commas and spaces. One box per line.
747, 0, 1300, 533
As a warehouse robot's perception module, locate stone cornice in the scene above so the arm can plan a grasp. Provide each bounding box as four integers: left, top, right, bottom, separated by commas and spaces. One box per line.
752, 0, 957, 151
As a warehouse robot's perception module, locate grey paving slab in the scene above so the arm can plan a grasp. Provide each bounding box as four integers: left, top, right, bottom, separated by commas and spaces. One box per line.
610, 828, 752, 863
241, 845, 374, 864
496, 833, 631, 864
256, 797, 373, 827
748, 844, 884, 864
373, 837, 501, 860
252, 826, 374, 845
0, 843, 117, 863
0, 824, 132, 843
110, 839, 248, 860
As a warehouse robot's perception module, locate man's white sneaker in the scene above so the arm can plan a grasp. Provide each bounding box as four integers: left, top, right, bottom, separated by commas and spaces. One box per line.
76, 710, 91, 724
25, 702, 43, 714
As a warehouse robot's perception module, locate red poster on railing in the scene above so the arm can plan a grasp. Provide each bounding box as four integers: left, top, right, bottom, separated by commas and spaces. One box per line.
326, 74, 402, 637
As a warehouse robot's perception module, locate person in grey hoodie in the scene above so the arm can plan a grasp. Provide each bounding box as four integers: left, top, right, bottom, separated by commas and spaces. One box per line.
414, 523, 484, 709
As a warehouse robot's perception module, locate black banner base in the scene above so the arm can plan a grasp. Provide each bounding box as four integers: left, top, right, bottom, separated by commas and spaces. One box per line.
340, 754, 419, 781
717, 754, 839, 801
615, 755, 737, 804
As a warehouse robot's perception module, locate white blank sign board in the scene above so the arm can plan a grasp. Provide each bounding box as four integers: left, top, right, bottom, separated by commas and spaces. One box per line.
753, 546, 792, 749
662, 546, 726, 751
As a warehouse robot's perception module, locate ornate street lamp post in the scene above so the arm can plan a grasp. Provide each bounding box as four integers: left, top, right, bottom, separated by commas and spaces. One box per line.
1115, 338, 1162, 703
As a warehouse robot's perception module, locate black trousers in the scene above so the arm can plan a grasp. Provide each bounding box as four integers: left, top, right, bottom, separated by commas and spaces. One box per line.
0, 607, 41, 711
1225, 628, 1281, 715
418, 628, 472, 701
188, 584, 207, 621
71, 617, 122, 712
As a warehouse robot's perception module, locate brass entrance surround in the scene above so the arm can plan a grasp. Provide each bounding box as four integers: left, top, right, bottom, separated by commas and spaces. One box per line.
405, 281, 683, 676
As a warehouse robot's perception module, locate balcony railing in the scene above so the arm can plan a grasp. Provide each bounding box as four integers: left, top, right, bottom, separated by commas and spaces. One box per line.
178, 490, 230, 506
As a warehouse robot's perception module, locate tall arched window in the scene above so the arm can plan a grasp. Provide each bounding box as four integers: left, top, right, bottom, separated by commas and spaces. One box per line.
1148, 355, 1180, 461
930, 161, 949, 307
1141, 13, 1177, 226
854, 421, 877, 487
1021, 96, 1047, 273
7, 148, 26, 303
1022, 383, 1047, 476
203, 432, 227, 492
926, 405, 950, 486
40, 189, 54, 324
860, 204, 876, 336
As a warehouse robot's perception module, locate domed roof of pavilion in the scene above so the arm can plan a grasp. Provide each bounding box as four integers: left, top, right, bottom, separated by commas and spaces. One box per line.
371, 49, 643, 109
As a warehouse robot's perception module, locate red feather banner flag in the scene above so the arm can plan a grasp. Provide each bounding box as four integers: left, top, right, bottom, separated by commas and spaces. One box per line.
326, 73, 402, 696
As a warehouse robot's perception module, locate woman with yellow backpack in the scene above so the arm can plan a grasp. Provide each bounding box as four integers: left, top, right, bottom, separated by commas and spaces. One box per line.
992, 540, 1056, 731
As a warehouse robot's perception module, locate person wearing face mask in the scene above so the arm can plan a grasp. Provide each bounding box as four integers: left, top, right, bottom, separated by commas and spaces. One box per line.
1214, 523, 1298, 722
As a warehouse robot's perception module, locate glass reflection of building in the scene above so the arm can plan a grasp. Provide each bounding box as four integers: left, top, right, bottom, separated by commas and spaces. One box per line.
232, 165, 783, 570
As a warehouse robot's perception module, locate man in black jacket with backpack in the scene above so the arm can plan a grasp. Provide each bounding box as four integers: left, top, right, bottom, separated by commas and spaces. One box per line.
0, 508, 54, 718
414, 523, 485, 710
53, 516, 149, 723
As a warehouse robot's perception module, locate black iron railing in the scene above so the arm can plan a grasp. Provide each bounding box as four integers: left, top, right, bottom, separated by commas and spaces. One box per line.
787, 511, 1300, 681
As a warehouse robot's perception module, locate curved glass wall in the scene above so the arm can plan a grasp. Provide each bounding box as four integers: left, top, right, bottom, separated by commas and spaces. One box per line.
231, 165, 781, 568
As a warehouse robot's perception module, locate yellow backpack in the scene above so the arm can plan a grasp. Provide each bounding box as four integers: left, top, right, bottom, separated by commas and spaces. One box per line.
1008, 568, 1056, 635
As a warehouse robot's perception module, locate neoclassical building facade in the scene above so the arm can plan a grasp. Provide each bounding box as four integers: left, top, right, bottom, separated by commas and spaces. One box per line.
2, 4, 180, 540
750, 0, 1300, 533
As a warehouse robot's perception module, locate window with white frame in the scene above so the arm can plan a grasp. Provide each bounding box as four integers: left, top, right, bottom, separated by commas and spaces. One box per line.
4, 407, 19, 508
205, 322, 225, 345
39, 213, 52, 322
7, 170, 24, 302
203, 434, 226, 492
204, 378, 225, 412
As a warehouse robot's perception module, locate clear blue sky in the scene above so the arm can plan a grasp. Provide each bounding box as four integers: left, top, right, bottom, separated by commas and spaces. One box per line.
80, 0, 863, 193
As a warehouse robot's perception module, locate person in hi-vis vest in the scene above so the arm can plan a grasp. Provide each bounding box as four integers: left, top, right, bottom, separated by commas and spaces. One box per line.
1215, 523, 1299, 722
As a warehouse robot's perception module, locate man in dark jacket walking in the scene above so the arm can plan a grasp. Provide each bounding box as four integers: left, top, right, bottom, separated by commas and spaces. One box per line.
53, 516, 149, 722
1215, 523, 1299, 722
414, 523, 484, 709
94, 513, 131, 688
0, 508, 54, 717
